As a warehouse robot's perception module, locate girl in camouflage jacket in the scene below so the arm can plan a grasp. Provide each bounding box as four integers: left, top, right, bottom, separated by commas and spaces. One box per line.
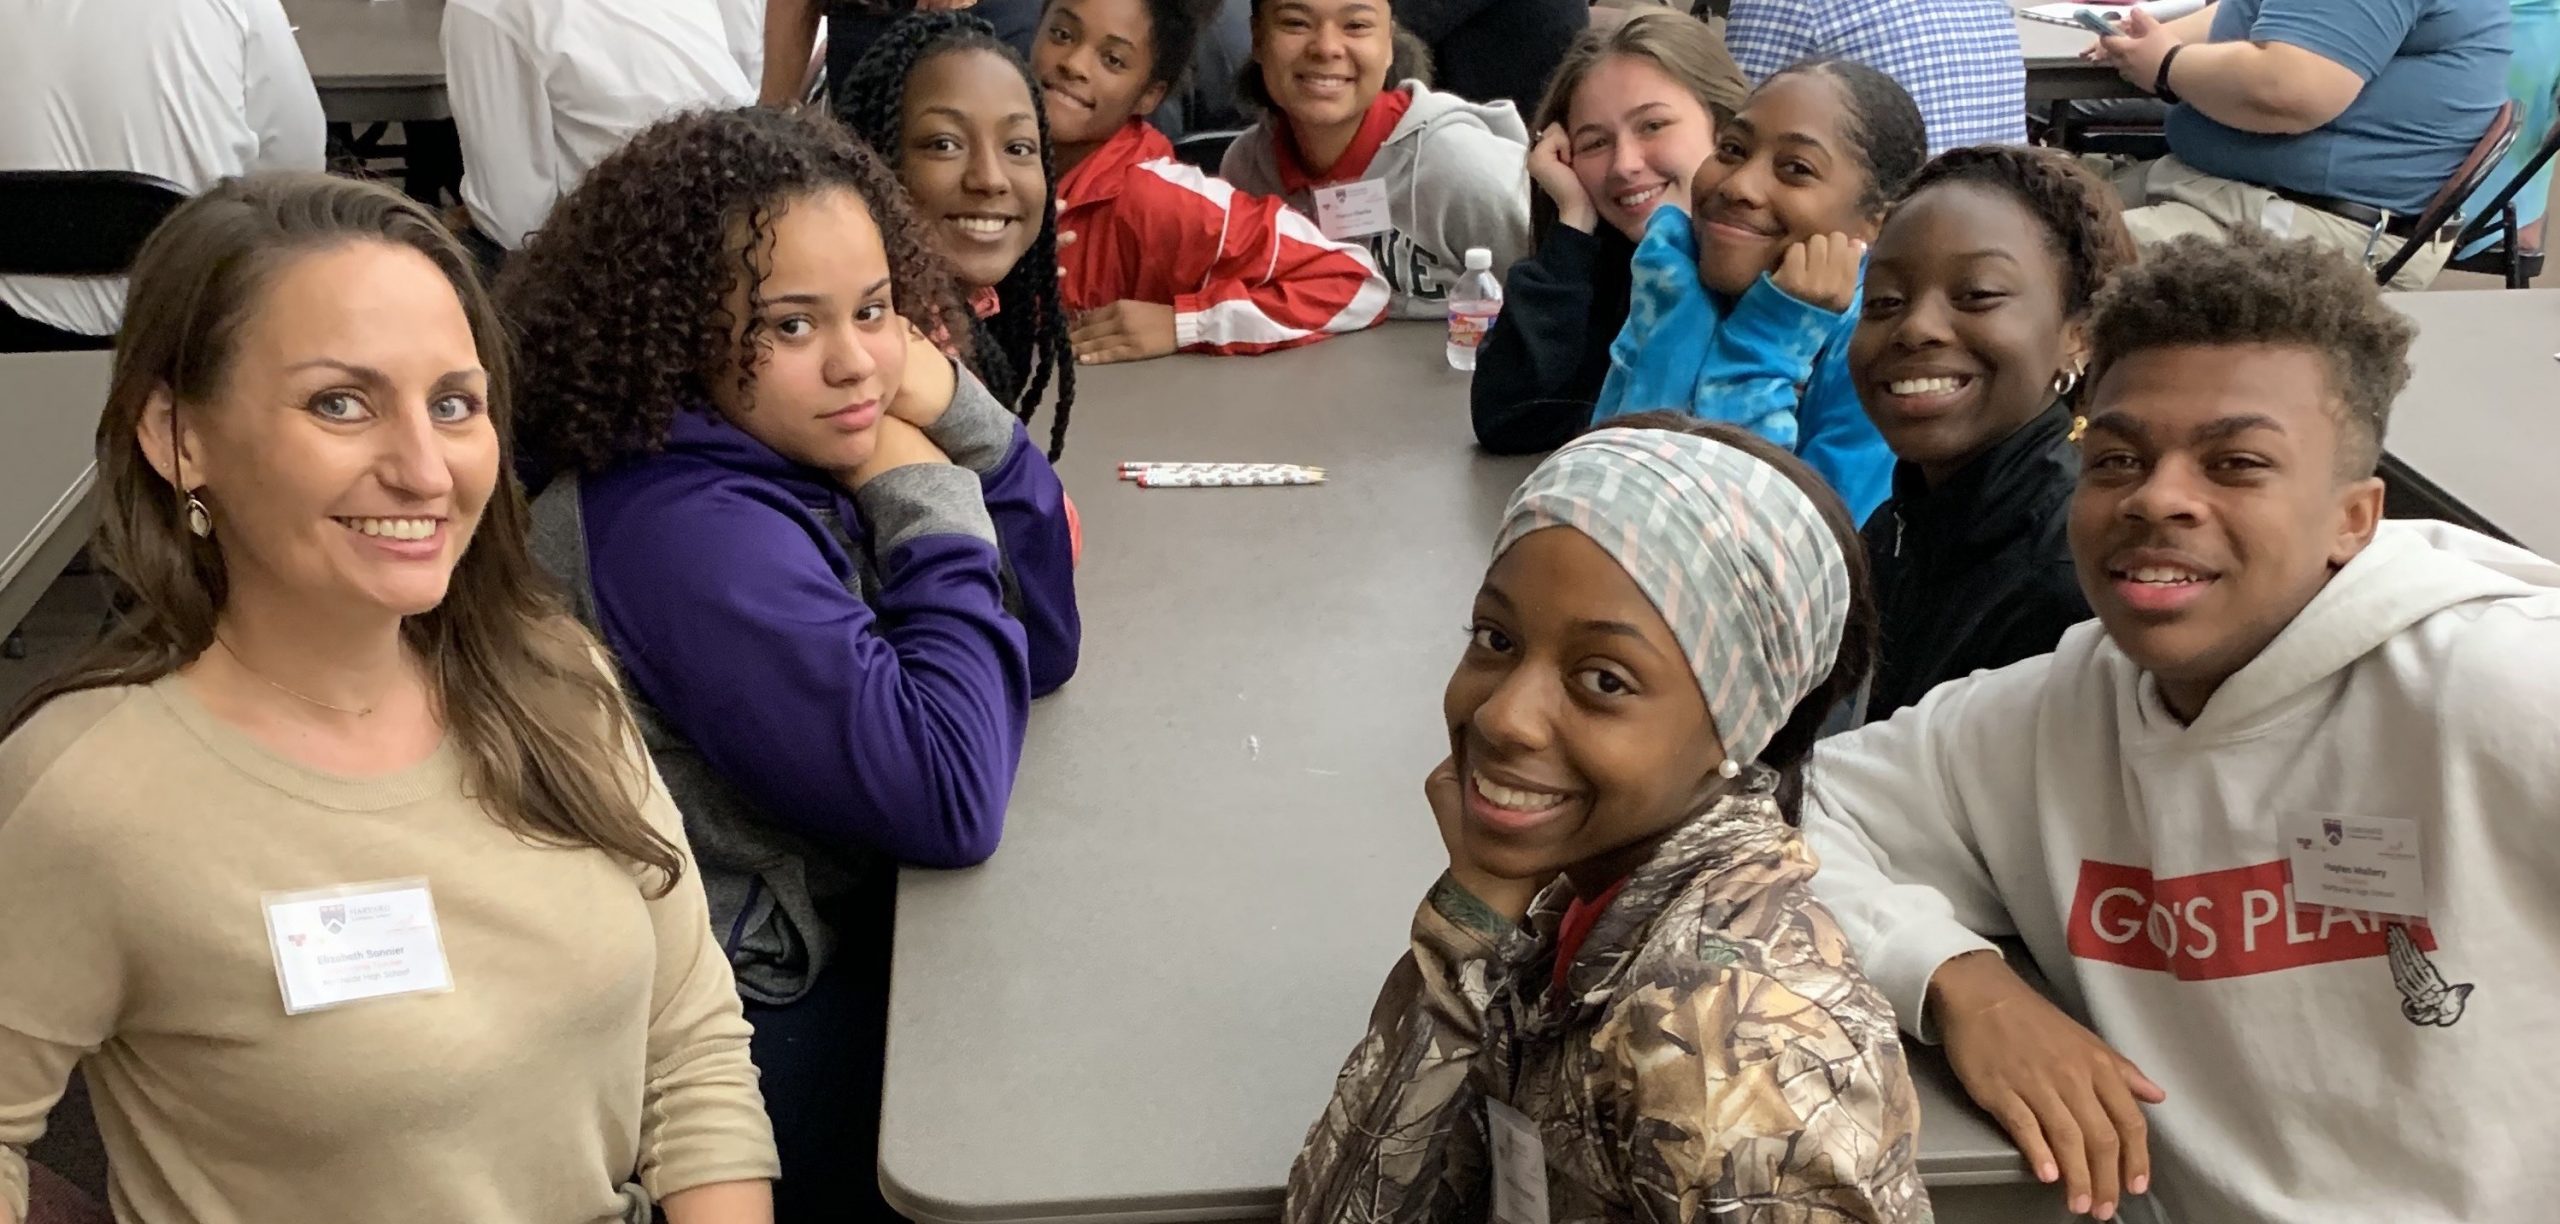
1287, 418, 1929, 1223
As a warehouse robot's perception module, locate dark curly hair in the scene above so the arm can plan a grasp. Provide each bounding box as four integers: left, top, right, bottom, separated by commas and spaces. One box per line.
2086, 230, 2412, 478
837, 11, 1074, 459
500, 106, 969, 476
1896, 145, 2138, 321
1575, 411, 1877, 826
1763, 58, 1926, 217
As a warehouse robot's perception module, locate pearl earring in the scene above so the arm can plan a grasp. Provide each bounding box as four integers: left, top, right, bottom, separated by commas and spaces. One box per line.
1717, 759, 1741, 780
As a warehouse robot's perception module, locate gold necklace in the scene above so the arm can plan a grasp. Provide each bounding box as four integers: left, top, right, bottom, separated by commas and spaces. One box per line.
214, 637, 378, 717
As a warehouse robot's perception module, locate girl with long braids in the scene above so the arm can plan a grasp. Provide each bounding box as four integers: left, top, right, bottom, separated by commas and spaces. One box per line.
836, 10, 1075, 459
502, 106, 1080, 1220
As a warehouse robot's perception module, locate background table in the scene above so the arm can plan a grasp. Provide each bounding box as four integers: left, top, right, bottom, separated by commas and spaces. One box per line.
2382, 290, 2560, 560
284, 0, 450, 124
0, 352, 108, 641
2011, 1, 2145, 103
877, 325, 2062, 1224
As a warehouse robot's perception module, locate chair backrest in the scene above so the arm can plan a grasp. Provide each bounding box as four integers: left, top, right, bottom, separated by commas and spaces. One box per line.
0, 170, 190, 278
2414, 101, 2519, 234
2375, 100, 2518, 284
2454, 77, 2560, 255
1172, 128, 1246, 172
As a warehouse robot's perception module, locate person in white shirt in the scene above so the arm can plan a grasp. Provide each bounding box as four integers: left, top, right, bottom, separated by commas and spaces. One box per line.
0, 0, 325, 343
1805, 232, 2560, 1224
440, 0, 754, 252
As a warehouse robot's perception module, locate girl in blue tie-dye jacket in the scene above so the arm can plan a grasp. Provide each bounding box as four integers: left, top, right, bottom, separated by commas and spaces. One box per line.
1592, 58, 1925, 524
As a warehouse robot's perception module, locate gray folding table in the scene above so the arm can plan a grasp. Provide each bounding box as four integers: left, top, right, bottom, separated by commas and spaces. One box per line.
0, 352, 110, 641
2382, 289, 2560, 560
284, 0, 451, 124
877, 325, 2062, 1223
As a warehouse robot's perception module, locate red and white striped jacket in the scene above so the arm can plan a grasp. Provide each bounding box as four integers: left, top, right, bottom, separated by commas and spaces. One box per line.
1055, 119, 1389, 355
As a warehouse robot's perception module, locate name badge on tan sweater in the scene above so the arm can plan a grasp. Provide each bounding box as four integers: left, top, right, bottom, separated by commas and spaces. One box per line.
262, 878, 455, 1014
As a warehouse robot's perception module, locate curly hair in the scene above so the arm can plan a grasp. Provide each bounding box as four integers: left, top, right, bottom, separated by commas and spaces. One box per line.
501, 106, 969, 475
1575, 411, 1877, 826
837, 11, 1075, 459
2086, 230, 2413, 478
1896, 145, 2138, 320
1763, 58, 1926, 217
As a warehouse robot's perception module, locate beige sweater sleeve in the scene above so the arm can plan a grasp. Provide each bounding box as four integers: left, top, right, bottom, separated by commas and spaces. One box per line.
630, 761, 780, 1199
0, 693, 131, 1222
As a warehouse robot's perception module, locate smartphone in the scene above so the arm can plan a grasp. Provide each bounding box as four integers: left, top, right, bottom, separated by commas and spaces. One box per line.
2075, 8, 2124, 35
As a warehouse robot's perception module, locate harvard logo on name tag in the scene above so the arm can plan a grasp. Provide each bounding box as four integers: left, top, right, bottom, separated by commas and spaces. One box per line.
1314, 179, 1392, 241
262, 878, 454, 1014
2281, 812, 2426, 918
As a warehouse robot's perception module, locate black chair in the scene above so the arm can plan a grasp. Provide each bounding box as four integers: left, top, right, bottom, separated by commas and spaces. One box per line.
0, 169, 191, 280
2372, 100, 2519, 287
0, 169, 189, 353
1173, 128, 1247, 173
2444, 81, 2560, 289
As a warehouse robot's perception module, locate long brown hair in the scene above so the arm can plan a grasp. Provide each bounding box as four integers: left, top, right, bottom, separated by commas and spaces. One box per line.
3, 172, 683, 891
1525, 11, 1747, 245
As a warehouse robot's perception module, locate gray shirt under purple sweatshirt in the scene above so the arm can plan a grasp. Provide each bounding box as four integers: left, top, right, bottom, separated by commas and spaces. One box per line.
530, 367, 1080, 1004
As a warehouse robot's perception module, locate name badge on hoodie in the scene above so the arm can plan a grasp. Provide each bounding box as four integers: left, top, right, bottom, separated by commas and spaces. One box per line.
1314, 179, 1392, 240
2283, 813, 2427, 917
262, 878, 455, 1014
1486, 1097, 1550, 1223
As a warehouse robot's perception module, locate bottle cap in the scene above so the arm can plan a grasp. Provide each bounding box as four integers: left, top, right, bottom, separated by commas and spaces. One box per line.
1463, 247, 1492, 271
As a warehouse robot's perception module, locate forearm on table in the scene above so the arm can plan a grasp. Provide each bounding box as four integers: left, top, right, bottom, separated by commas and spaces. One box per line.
662, 1179, 774, 1224
2168, 41, 2355, 134
759, 0, 822, 106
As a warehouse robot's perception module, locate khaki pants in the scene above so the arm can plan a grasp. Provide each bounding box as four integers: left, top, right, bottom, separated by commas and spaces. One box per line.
2105, 155, 2455, 291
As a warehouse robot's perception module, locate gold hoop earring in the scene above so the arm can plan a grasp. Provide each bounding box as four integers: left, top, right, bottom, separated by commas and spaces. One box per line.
186, 494, 213, 539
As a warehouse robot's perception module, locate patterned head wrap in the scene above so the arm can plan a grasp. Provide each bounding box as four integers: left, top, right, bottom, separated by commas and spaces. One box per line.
1493, 427, 1851, 766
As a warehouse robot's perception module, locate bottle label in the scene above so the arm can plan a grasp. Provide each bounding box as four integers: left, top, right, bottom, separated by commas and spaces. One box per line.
1448, 304, 1499, 350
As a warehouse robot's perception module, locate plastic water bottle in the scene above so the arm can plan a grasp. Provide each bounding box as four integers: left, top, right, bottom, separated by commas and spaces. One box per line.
1445, 247, 1502, 372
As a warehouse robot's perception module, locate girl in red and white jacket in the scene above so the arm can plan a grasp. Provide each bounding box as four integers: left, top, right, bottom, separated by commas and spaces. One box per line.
1032, 0, 1390, 364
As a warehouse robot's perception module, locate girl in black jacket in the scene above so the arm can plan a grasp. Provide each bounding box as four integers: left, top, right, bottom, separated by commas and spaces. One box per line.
1846, 145, 2139, 720
1469, 11, 1745, 454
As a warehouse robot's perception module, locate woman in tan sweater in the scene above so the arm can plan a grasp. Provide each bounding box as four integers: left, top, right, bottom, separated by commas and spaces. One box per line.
0, 174, 778, 1224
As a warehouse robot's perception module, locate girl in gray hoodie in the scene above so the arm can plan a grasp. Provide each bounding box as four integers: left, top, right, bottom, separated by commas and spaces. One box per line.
1222, 0, 1533, 320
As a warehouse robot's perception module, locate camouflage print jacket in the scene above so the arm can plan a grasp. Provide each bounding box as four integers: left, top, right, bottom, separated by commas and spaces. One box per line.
1286, 772, 1931, 1223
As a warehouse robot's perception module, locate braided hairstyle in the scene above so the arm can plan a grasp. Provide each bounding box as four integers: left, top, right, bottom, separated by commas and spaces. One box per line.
836, 11, 1075, 459
1764, 58, 1926, 218
1896, 145, 2138, 321
501, 107, 969, 476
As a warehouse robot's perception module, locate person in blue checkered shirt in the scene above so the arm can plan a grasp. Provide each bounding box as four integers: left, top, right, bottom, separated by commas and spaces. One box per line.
1722, 0, 2026, 153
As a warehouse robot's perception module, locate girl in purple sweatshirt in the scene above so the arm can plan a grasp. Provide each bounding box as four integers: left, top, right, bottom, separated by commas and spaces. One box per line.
502, 106, 1080, 1219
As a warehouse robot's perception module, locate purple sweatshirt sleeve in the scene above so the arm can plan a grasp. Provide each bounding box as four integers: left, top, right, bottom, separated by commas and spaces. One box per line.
922, 362, 1082, 698
590, 473, 1029, 869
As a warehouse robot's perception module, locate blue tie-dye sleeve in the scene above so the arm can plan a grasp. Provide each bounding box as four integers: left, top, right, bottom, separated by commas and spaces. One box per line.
1593, 207, 1720, 423
1687, 273, 1852, 450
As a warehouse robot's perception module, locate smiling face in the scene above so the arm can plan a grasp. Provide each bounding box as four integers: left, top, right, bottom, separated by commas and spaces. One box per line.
1033, 0, 1169, 152
1568, 54, 1718, 242
1253, 0, 1393, 135
711, 189, 909, 478
2068, 344, 2382, 720
1444, 526, 1727, 890
1692, 72, 1879, 298
1852, 182, 2083, 485
149, 240, 497, 621
899, 47, 1047, 289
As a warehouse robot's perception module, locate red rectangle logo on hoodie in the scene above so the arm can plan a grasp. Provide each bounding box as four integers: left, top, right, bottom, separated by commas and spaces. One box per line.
2067, 859, 2432, 980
